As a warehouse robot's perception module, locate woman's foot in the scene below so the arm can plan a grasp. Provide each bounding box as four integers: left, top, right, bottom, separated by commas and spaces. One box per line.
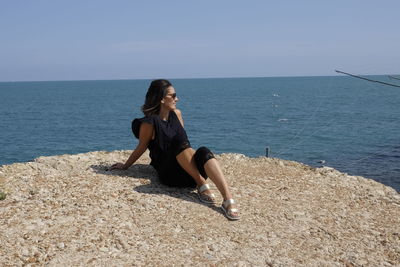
221, 199, 240, 220
197, 184, 216, 204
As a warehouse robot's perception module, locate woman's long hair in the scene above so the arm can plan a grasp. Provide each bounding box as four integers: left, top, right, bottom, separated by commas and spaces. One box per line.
141, 79, 172, 116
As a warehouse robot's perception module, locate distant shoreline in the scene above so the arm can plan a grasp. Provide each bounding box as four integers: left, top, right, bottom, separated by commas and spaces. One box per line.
1, 73, 396, 83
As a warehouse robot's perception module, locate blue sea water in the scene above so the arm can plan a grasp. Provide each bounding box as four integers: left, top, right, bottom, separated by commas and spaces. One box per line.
1, 76, 399, 192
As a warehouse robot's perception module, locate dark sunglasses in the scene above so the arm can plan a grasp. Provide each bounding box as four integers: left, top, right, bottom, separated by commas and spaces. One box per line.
166, 93, 177, 99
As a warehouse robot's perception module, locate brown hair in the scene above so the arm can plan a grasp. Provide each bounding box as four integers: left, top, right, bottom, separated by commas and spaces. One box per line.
141, 79, 172, 116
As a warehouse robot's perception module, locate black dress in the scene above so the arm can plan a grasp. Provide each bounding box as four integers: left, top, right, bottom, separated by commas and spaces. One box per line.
132, 111, 215, 188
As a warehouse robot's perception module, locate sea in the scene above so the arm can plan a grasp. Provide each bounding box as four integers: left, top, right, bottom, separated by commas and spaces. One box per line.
0, 76, 399, 192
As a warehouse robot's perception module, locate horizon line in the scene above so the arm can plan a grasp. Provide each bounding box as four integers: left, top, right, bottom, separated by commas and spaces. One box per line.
1, 72, 398, 83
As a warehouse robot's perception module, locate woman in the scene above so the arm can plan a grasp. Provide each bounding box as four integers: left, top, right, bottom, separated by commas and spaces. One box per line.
110, 79, 239, 220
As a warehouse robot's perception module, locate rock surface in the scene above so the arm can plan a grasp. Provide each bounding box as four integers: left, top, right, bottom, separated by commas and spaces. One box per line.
0, 151, 399, 266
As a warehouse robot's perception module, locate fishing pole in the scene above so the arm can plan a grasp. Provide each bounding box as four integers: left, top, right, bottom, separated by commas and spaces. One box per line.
335, 70, 400, 88
326, 76, 399, 170
388, 75, 400, 81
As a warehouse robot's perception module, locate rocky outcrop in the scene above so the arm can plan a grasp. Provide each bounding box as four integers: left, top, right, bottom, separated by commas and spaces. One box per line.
0, 151, 399, 266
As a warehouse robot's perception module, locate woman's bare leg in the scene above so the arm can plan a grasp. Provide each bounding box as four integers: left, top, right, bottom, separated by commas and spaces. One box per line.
204, 158, 238, 217
203, 158, 232, 200
176, 148, 207, 186
176, 148, 238, 217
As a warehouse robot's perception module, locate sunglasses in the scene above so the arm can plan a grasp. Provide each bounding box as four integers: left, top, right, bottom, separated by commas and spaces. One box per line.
166, 93, 177, 99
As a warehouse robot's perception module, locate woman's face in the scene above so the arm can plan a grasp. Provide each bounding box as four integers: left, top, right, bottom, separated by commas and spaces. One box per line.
161, 86, 179, 111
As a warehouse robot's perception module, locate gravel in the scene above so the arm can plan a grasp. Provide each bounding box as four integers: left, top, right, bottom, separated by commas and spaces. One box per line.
0, 150, 399, 266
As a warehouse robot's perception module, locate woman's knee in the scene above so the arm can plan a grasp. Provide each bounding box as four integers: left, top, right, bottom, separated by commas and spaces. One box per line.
176, 147, 195, 159
195, 147, 215, 162
194, 147, 215, 177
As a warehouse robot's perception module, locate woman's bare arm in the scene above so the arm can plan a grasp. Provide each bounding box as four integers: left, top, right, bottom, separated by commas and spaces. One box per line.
110, 123, 154, 170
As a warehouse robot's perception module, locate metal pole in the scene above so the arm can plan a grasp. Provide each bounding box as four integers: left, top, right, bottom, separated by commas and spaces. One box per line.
266, 147, 270, 157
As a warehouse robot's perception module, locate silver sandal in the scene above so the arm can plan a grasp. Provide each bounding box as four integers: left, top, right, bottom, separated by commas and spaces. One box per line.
197, 184, 216, 204
221, 199, 240, 220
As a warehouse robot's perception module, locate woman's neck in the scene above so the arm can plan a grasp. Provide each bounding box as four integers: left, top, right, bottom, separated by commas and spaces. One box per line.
159, 108, 170, 121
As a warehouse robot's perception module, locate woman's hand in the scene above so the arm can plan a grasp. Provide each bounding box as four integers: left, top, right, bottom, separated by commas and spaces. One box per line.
109, 162, 127, 171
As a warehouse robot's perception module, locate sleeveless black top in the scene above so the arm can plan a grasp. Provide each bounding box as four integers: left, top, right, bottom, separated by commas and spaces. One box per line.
132, 111, 190, 170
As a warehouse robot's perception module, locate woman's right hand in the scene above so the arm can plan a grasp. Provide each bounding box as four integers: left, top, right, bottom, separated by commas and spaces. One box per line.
108, 123, 153, 172
109, 162, 127, 171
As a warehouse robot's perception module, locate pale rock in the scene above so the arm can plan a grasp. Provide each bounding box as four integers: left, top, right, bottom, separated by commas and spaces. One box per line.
204, 252, 215, 261
21, 247, 30, 257
0, 150, 399, 266
99, 247, 108, 252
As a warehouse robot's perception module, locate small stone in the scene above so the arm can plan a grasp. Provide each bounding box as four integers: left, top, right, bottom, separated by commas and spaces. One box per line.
21, 248, 30, 257
57, 242, 65, 249
99, 247, 109, 252
25, 256, 37, 263
204, 252, 215, 260
208, 244, 217, 251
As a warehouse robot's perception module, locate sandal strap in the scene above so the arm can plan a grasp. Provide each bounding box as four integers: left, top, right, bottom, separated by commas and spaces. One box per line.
221, 199, 240, 220
223, 199, 235, 207
198, 184, 210, 194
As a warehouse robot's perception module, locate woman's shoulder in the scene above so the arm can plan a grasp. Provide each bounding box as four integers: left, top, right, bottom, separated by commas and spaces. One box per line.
131, 115, 158, 138
172, 109, 183, 119
172, 109, 182, 115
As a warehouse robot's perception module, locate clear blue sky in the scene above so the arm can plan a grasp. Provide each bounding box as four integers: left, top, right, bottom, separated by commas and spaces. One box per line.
1, 0, 399, 81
